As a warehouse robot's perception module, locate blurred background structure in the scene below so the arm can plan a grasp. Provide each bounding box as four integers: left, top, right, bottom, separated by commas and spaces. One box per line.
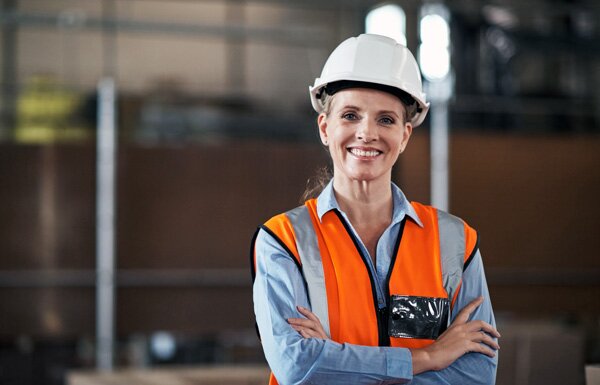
0, 0, 599, 384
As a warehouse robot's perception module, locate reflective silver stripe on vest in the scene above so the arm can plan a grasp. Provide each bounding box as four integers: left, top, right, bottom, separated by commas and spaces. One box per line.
285, 205, 466, 337
437, 209, 466, 309
285, 205, 331, 338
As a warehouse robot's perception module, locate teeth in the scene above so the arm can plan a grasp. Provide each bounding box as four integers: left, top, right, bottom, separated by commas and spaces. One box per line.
350, 148, 380, 157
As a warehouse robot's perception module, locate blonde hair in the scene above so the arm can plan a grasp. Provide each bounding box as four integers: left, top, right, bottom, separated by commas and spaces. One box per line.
300, 165, 333, 203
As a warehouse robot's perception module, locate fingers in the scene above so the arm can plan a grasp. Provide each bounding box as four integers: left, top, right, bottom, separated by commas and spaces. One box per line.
297, 305, 320, 323
454, 296, 484, 324
288, 306, 328, 339
465, 320, 501, 338
467, 340, 497, 358
290, 324, 323, 339
287, 317, 318, 328
289, 321, 325, 339
288, 306, 321, 329
469, 330, 500, 351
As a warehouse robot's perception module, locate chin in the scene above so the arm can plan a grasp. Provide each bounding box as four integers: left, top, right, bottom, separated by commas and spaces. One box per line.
348, 171, 387, 183
336, 163, 392, 184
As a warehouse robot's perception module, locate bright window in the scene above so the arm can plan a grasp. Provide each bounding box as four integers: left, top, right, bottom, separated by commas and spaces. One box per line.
418, 5, 451, 81
365, 4, 407, 46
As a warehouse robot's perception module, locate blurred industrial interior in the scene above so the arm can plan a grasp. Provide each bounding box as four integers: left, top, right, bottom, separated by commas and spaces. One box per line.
0, 0, 599, 384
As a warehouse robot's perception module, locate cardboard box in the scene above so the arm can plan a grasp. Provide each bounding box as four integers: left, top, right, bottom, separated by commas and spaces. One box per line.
587, 365, 600, 385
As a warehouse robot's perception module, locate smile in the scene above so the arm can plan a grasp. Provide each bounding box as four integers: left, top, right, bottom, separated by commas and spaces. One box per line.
348, 148, 382, 158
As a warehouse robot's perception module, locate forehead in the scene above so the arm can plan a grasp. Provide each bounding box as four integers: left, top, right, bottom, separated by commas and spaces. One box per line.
329, 88, 406, 112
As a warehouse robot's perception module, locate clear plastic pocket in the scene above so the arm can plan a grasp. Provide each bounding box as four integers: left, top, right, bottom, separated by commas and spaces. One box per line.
388, 295, 450, 340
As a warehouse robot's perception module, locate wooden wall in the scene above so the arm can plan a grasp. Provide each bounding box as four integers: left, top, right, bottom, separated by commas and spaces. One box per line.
0, 133, 598, 337
399, 133, 600, 317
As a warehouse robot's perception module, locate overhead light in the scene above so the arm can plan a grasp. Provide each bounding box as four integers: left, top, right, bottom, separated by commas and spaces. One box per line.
482, 5, 519, 30
150, 331, 176, 361
419, 6, 451, 81
365, 4, 407, 46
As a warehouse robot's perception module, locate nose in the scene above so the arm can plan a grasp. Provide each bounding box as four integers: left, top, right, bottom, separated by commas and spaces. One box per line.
356, 119, 378, 142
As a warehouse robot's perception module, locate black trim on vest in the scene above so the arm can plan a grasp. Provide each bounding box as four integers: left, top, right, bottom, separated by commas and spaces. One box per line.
250, 227, 260, 283
251, 225, 308, 342
385, 218, 407, 292
255, 224, 309, 297
249, 227, 261, 340
383, 218, 407, 346
463, 232, 479, 272
332, 210, 390, 347
259, 225, 303, 272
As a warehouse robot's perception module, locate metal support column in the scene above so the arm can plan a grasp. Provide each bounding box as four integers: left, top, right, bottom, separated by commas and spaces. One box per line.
428, 76, 453, 212
1, 0, 17, 138
96, 77, 117, 370
430, 99, 449, 211
226, 0, 246, 93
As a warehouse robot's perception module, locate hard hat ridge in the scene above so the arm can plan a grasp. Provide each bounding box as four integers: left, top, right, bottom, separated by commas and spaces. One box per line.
309, 33, 430, 127
317, 80, 417, 109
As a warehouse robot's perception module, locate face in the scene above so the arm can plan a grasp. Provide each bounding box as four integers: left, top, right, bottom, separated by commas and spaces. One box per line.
318, 88, 413, 185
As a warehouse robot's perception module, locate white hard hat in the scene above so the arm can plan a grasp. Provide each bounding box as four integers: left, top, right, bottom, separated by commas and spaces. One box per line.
309, 34, 430, 127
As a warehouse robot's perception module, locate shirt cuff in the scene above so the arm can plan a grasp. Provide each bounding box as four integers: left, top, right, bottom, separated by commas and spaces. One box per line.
384, 346, 414, 382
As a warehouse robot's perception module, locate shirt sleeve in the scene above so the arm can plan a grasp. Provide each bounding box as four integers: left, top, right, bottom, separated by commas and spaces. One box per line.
253, 228, 414, 385
409, 249, 498, 385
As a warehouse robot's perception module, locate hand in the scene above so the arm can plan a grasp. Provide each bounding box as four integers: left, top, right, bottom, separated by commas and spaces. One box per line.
410, 296, 501, 374
287, 306, 329, 339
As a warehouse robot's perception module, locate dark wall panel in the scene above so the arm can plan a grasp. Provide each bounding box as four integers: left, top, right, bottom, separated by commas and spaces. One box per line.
1, 134, 598, 336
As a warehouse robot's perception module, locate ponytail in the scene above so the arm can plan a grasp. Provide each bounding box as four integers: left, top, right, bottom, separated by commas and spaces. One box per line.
300, 166, 333, 203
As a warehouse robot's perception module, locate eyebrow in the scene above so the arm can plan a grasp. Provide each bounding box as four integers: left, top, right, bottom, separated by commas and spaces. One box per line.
378, 109, 401, 118
340, 104, 398, 115
339, 105, 401, 118
339, 104, 361, 111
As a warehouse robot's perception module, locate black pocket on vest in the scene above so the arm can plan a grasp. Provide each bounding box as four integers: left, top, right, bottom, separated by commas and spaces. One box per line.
388, 295, 450, 340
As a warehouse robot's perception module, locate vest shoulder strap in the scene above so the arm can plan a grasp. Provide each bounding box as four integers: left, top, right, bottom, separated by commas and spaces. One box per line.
284, 204, 331, 338
436, 209, 478, 307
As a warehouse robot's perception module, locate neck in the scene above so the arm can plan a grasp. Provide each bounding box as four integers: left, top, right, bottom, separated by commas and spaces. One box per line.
333, 175, 393, 225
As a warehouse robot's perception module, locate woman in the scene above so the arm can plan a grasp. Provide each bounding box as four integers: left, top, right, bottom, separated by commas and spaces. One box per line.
251, 34, 500, 385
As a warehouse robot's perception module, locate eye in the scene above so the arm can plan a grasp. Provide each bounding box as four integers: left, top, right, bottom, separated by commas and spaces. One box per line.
341, 112, 359, 121
379, 116, 395, 125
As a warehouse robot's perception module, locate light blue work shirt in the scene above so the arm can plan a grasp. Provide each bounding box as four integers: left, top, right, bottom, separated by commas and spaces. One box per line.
253, 180, 498, 385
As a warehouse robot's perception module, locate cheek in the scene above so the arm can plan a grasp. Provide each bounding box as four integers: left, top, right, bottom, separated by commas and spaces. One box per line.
387, 134, 406, 157
326, 126, 343, 146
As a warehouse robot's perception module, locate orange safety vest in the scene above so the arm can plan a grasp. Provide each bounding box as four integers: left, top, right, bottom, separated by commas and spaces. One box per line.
252, 199, 478, 385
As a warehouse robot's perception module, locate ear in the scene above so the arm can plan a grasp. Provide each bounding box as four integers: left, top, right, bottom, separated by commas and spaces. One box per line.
317, 113, 329, 145
400, 122, 413, 152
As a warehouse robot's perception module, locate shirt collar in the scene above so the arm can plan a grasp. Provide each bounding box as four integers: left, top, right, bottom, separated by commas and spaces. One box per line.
316, 179, 424, 227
